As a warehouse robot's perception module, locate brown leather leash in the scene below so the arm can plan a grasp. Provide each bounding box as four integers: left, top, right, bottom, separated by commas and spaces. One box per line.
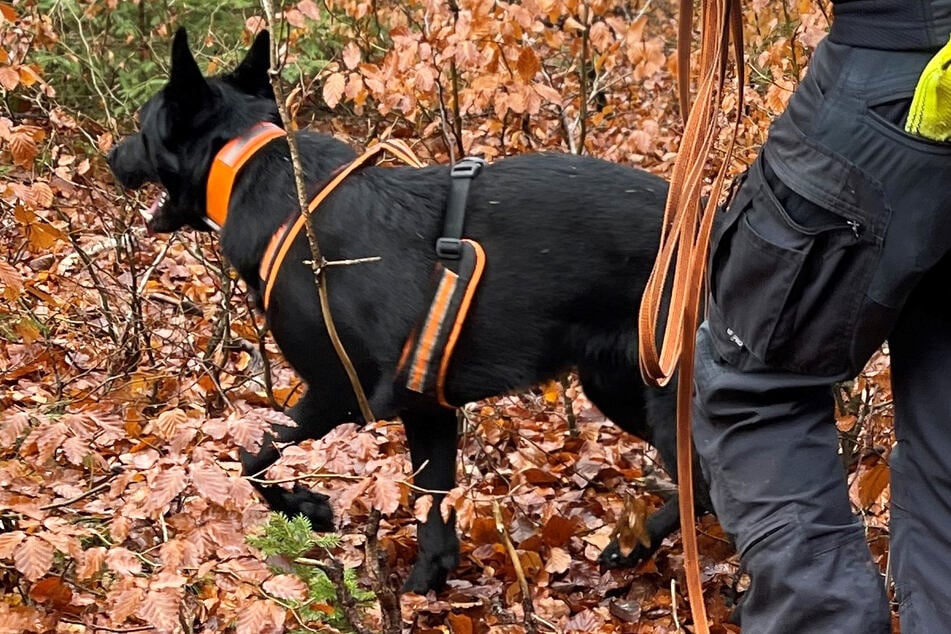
637, 2, 744, 631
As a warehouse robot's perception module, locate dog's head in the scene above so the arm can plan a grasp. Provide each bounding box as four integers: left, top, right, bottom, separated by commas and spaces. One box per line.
107, 27, 280, 233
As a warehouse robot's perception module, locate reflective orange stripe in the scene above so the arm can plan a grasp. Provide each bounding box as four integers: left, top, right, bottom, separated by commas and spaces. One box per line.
408, 270, 458, 393
435, 239, 486, 407
396, 329, 417, 374
206, 122, 287, 228
260, 139, 424, 309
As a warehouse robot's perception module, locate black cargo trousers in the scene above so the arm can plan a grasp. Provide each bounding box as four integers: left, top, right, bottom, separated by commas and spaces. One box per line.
693, 38, 951, 633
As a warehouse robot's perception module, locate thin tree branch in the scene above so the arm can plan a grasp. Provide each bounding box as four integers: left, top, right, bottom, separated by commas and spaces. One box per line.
259, 0, 375, 424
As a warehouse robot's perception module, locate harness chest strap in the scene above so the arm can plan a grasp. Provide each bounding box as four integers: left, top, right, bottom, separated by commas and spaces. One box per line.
258, 138, 425, 309
206, 122, 287, 229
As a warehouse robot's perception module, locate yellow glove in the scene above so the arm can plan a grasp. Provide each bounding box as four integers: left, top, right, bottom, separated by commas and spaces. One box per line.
905, 35, 951, 142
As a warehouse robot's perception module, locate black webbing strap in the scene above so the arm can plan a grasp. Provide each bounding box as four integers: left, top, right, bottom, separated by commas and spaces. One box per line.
435, 157, 486, 260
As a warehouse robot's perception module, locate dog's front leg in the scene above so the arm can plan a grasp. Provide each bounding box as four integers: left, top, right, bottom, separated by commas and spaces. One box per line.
400, 407, 461, 594
241, 390, 344, 531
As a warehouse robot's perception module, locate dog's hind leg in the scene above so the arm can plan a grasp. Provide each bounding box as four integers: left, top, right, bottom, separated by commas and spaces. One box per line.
400, 407, 461, 594
577, 365, 709, 569
240, 389, 347, 531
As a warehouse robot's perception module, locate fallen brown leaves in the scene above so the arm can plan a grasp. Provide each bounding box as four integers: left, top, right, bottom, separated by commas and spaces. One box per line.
0, 0, 896, 632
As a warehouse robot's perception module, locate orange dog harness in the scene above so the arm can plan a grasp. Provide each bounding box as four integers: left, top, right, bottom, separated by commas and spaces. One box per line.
205, 123, 487, 409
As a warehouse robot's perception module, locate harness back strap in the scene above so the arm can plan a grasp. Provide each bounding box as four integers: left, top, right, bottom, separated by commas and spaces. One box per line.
258, 138, 424, 310
206, 122, 287, 229
436, 157, 486, 259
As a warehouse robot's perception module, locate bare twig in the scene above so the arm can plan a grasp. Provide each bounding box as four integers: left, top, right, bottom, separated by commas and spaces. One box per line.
493, 500, 538, 634
672, 578, 683, 632
40, 472, 117, 511
60, 622, 154, 633
259, 0, 376, 425
320, 255, 382, 267
446, 0, 466, 158
559, 373, 577, 436
364, 509, 401, 634
577, 1, 590, 154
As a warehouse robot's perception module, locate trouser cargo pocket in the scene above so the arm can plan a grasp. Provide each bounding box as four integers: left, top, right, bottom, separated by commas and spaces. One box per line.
707, 149, 887, 377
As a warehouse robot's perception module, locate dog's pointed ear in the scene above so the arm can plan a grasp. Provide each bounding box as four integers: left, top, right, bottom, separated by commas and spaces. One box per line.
167, 27, 212, 107
227, 29, 273, 97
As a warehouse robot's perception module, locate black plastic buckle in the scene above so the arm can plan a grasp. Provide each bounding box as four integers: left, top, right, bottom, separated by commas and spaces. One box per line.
435, 237, 463, 259
451, 157, 486, 179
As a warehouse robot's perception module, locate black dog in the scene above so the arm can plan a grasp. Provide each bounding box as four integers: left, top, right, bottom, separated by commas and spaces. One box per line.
107, 28, 712, 593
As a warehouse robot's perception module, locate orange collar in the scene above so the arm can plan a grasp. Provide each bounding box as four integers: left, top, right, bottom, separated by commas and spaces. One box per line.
258, 138, 424, 310
206, 122, 287, 229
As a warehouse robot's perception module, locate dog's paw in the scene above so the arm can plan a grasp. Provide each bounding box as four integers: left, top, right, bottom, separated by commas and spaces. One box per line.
598, 538, 652, 571
401, 549, 459, 595
286, 485, 334, 532
402, 561, 448, 595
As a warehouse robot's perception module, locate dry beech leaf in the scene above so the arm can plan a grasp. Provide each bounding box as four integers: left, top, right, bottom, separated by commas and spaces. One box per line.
0, 66, 19, 90
612, 495, 651, 558
0, 2, 17, 21
297, 0, 320, 20
14, 536, 55, 581
516, 46, 540, 82
30, 182, 53, 207
77, 547, 106, 580
105, 547, 143, 577
28, 577, 73, 609
97, 131, 114, 153
108, 584, 145, 624
413, 493, 434, 522
343, 41, 361, 70
858, 462, 890, 508
137, 588, 181, 633
190, 461, 233, 506
0, 531, 25, 558
17, 65, 39, 87
284, 8, 305, 28
545, 546, 572, 574
235, 598, 285, 634
370, 476, 401, 516
27, 221, 65, 251
0, 259, 23, 301
144, 465, 188, 514
322, 72, 346, 109
262, 574, 308, 601
9, 130, 38, 167
154, 408, 187, 440
440, 486, 466, 524
447, 613, 474, 634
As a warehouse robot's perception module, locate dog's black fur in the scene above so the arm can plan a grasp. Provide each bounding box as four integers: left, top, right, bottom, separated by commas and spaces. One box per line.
108, 28, 713, 594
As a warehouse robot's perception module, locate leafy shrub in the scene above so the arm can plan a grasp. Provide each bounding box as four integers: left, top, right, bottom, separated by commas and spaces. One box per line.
27, 0, 338, 126
247, 513, 375, 631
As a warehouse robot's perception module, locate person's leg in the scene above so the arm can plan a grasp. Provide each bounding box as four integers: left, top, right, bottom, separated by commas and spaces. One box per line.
693, 322, 890, 632
887, 255, 951, 633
